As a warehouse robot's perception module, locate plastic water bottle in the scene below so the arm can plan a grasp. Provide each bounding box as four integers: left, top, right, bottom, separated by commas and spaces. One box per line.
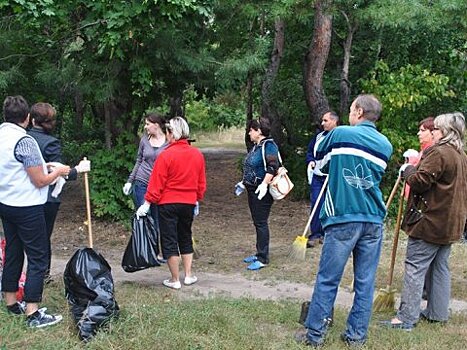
235, 182, 245, 196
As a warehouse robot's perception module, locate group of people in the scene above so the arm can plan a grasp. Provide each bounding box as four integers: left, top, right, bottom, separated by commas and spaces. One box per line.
234, 94, 466, 347
292, 95, 467, 347
1, 92, 466, 344
0, 96, 89, 328
0, 96, 206, 328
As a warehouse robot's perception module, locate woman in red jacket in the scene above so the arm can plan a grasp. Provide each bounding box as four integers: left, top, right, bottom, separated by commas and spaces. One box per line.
136, 117, 206, 290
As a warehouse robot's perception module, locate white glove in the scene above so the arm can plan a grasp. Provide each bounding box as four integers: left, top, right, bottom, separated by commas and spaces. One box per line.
403, 149, 419, 166
234, 181, 245, 196
123, 182, 132, 195
136, 202, 150, 219
75, 159, 91, 173
402, 149, 419, 159
255, 182, 268, 200
51, 177, 67, 198
194, 201, 200, 216
307, 162, 315, 185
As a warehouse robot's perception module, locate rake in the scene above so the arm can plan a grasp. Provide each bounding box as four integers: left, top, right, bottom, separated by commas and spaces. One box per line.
373, 177, 405, 312
288, 175, 329, 261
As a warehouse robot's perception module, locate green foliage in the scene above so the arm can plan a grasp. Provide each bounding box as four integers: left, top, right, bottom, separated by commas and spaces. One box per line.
185, 86, 246, 131
89, 132, 137, 221
361, 61, 455, 128
281, 149, 309, 201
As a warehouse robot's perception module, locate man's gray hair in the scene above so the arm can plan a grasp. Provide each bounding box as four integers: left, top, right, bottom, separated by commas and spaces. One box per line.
354, 94, 382, 122
168, 116, 190, 140
434, 112, 465, 152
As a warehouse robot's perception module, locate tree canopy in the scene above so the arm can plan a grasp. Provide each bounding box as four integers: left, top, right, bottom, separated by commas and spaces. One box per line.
1, 0, 465, 219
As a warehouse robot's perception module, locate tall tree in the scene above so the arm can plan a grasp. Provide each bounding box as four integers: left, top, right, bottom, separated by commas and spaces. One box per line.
304, 0, 332, 125
261, 18, 285, 145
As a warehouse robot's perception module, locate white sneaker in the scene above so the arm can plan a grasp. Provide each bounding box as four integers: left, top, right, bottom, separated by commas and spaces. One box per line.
163, 279, 181, 290
184, 276, 198, 286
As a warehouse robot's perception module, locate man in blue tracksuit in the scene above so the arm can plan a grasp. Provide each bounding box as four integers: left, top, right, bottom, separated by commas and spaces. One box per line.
296, 94, 393, 347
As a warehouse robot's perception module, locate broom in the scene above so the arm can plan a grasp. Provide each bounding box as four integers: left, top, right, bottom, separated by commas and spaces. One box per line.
373, 178, 406, 312
346, 175, 402, 293
288, 175, 329, 261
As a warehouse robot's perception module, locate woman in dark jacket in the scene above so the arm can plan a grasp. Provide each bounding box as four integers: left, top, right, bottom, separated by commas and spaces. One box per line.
383, 112, 467, 330
28, 103, 90, 282
239, 118, 280, 271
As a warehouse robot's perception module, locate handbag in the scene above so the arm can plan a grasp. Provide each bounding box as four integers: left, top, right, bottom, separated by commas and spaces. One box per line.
262, 140, 294, 200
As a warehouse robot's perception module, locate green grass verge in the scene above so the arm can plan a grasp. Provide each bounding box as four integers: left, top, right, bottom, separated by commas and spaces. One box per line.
1, 281, 466, 349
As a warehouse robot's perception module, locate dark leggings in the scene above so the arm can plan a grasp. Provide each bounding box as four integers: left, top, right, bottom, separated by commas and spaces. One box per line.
0, 203, 48, 303
158, 203, 195, 259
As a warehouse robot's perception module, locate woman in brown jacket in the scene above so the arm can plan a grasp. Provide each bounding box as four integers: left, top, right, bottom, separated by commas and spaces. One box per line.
383, 112, 467, 330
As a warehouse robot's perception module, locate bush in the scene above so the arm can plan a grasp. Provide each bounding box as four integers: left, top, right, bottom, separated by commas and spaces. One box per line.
88, 132, 138, 221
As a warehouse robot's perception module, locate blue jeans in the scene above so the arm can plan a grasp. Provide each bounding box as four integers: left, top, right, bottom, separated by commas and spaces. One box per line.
0, 203, 48, 303
132, 180, 159, 229
305, 222, 383, 344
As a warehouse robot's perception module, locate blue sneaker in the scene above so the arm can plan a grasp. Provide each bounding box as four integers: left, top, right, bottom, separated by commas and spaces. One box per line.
243, 255, 258, 263
247, 260, 267, 270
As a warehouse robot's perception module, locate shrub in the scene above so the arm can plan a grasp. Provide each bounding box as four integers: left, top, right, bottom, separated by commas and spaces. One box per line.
88, 132, 138, 221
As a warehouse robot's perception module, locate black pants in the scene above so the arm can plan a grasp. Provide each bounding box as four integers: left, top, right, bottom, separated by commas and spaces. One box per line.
246, 186, 274, 264
158, 203, 195, 259
44, 202, 60, 274
0, 203, 48, 303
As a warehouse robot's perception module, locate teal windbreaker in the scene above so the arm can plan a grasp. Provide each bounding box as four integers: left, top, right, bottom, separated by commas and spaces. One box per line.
315, 121, 393, 229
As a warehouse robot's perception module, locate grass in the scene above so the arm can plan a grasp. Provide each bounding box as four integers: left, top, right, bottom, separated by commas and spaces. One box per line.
191, 127, 245, 150
1, 280, 466, 349
6, 129, 464, 349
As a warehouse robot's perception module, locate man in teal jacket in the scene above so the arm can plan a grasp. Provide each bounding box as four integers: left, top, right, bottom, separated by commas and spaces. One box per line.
297, 94, 393, 347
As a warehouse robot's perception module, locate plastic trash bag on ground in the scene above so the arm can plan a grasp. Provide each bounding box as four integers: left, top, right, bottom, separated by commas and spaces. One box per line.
64, 247, 119, 342
122, 215, 161, 272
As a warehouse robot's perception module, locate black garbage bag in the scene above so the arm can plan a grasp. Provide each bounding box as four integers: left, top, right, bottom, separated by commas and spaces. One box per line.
122, 215, 161, 272
64, 247, 119, 342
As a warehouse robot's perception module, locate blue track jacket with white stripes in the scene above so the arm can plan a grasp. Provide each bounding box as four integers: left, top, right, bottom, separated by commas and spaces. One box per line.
315, 120, 393, 229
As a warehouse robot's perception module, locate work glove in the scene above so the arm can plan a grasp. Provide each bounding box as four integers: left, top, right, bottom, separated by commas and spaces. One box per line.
307, 161, 315, 185
123, 182, 132, 195
136, 202, 150, 219
194, 201, 200, 216
234, 181, 245, 196
75, 159, 91, 173
403, 149, 419, 166
255, 182, 268, 200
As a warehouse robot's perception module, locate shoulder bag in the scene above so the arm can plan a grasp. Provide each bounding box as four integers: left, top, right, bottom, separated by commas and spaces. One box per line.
262, 140, 294, 200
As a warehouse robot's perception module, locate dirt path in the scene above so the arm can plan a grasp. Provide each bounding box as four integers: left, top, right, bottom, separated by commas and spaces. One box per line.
51, 147, 467, 313
50, 255, 467, 313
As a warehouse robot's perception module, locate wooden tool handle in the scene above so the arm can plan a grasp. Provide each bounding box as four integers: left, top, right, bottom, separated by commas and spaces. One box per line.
83, 157, 93, 249
385, 175, 402, 210
301, 175, 329, 237
387, 180, 406, 286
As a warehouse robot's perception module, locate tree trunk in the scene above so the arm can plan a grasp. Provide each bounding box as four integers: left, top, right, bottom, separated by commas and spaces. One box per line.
261, 18, 285, 146
169, 89, 184, 119
245, 71, 254, 151
339, 11, 356, 118
304, 0, 333, 126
